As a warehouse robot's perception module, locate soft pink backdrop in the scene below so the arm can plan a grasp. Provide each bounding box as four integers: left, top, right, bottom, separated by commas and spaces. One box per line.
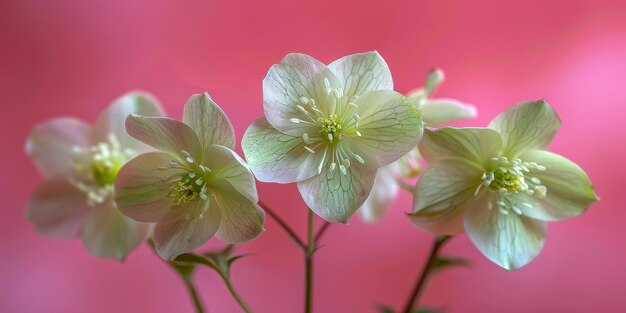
1, 0, 625, 312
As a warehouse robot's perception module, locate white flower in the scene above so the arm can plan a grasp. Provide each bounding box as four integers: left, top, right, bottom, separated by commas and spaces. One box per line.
360, 69, 477, 222
242, 51, 423, 223
411, 100, 599, 270
115, 93, 265, 261
25, 92, 164, 260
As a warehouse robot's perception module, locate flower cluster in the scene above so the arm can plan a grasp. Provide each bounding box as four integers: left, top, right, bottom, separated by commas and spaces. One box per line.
25, 51, 598, 271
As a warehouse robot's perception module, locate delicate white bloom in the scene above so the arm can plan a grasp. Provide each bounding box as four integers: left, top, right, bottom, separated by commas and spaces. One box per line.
360, 69, 477, 222
242, 52, 423, 223
115, 93, 265, 261
25, 92, 164, 260
411, 100, 599, 270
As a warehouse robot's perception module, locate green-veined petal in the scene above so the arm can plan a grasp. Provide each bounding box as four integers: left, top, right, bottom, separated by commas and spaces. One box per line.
263, 53, 327, 136
410, 160, 482, 235
518, 150, 599, 221
205, 144, 258, 202
153, 204, 220, 261
125, 115, 202, 160
419, 127, 502, 169
488, 100, 561, 156
211, 181, 265, 243
349, 90, 423, 169
298, 164, 377, 223
114, 152, 186, 223
183, 93, 236, 151
327, 51, 393, 101
242, 117, 322, 183
464, 192, 546, 270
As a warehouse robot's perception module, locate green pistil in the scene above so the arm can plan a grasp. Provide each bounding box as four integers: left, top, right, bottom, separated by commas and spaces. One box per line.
319, 114, 343, 143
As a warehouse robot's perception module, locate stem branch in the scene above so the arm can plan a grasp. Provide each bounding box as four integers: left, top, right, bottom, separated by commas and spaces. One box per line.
401, 235, 452, 313
221, 273, 253, 313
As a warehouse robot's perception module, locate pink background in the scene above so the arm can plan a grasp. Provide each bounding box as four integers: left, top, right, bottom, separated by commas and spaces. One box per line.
1, 0, 625, 312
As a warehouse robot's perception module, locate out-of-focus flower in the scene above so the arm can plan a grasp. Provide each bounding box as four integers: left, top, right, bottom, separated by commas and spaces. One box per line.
411, 100, 599, 270
242, 51, 423, 223
115, 93, 265, 261
25, 92, 164, 260
359, 69, 477, 222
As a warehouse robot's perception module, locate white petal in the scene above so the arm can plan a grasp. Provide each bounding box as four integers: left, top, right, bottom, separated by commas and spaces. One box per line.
464, 192, 546, 270
125, 115, 203, 160
263, 53, 327, 136
419, 127, 502, 168
298, 164, 377, 223
210, 181, 265, 243
26, 118, 94, 178
204, 144, 258, 202
242, 117, 322, 183
418, 98, 477, 126
518, 150, 599, 221
114, 152, 187, 223
183, 93, 236, 150
26, 180, 89, 239
410, 160, 481, 235
154, 203, 220, 261
359, 163, 399, 222
82, 201, 150, 260
349, 90, 423, 169
488, 100, 561, 157
328, 51, 393, 100
94, 91, 164, 149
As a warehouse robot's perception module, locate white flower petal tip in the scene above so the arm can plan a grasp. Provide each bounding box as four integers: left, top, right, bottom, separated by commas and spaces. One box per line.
183, 93, 236, 150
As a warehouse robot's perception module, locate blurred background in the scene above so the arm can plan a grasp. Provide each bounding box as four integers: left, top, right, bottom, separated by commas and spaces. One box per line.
1, 0, 625, 312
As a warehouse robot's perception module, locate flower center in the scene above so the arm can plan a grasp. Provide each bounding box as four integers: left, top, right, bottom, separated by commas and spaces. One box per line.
481, 156, 547, 197
319, 114, 343, 143
70, 134, 132, 206
167, 172, 208, 205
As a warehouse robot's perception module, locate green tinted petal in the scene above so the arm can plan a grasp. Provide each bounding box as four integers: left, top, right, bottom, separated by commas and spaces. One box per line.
410, 160, 481, 235
488, 100, 561, 156
298, 164, 377, 223
204, 145, 258, 202
419, 98, 477, 126
464, 192, 546, 270
518, 150, 599, 221
211, 181, 265, 243
419, 127, 502, 169
328, 51, 393, 100
349, 90, 423, 169
183, 93, 236, 150
242, 117, 322, 183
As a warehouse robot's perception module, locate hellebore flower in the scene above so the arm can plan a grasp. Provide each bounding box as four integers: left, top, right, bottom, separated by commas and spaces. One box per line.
360, 69, 477, 222
242, 52, 423, 223
411, 100, 599, 270
25, 92, 164, 260
115, 93, 265, 260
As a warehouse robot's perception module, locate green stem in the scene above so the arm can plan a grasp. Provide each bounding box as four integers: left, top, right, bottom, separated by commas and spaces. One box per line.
220, 273, 253, 313
181, 275, 206, 313
401, 235, 452, 313
305, 209, 315, 313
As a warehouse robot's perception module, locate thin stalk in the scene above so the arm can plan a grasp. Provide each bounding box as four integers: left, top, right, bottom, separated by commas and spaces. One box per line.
259, 201, 306, 249
304, 209, 315, 313
220, 273, 253, 313
401, 235, 452, 313
314, 221, 331, 244
181, 276, 206, 313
